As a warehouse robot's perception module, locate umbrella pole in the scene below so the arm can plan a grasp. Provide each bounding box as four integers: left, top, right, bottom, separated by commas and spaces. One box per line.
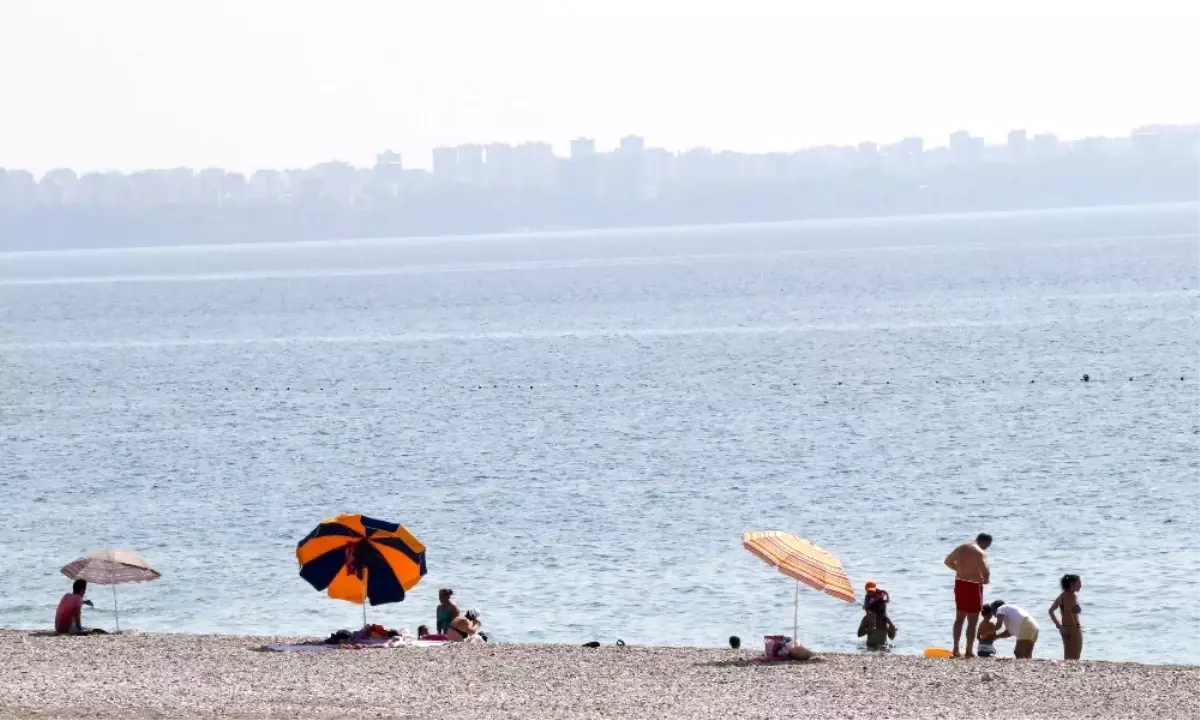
793, 580, 799, 642
113, 585, 120, 633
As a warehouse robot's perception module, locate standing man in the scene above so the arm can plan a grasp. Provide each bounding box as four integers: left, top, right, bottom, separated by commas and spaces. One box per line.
944, 533, 992, 657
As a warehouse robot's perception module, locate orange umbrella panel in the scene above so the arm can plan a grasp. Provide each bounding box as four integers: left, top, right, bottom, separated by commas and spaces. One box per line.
742, 530, 856, 604
297, 514, 427, 606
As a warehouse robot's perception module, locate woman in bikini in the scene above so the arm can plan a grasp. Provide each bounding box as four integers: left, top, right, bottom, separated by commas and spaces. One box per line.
1049, 573, 1083, 660
447, 609, 482, 642
436, 588, 459, 635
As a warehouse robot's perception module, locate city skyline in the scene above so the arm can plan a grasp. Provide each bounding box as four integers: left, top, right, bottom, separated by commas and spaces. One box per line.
3, 1, 1199, 172
3, 124, 1196, 183
2, 121, 1195, 252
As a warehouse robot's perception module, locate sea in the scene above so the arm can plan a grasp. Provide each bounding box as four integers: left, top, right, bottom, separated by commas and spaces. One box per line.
1, 204, 1197, 665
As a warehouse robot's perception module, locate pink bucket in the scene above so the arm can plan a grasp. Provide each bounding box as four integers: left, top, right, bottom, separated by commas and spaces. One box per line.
764, 635, 790, 657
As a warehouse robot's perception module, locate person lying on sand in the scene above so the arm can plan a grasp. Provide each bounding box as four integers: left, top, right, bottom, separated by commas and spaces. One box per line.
417, 625, 448, 641
55, 579, 97, 634
787, 641, 819, 661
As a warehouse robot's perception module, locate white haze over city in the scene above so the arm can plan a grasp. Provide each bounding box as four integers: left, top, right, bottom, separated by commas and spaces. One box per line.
1, 0, 1197, 173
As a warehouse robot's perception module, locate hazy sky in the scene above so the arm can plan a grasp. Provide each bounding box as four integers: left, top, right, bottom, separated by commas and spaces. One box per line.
2, 0, 1197, 173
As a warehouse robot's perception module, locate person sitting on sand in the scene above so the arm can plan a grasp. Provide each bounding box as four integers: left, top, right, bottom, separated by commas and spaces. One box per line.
976, 615, 998, 658
54, 579, 94, 634
984, 600, 1039, 659
857, 596, 897, 649
447, 609, 482, 642
1049, 574, 1083, 660
436, 588, 459, 635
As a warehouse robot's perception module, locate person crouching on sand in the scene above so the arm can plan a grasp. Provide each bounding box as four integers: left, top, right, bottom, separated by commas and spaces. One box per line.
984, 600, 1039, 659
944, 532, 992, 657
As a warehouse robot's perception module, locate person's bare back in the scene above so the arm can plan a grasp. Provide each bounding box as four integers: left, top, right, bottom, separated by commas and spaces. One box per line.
944, 541, 990, 584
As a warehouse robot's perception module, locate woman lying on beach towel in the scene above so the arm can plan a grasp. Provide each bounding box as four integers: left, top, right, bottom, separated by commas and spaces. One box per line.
417, 625, 448, 642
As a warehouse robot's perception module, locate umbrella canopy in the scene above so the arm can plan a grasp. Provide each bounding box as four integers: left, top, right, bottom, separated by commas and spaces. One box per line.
742, 530, 855, 603
61, 549, 161, 585
60, 549, 160, 632
296, 514, 427, 607
742, 530, 855, 641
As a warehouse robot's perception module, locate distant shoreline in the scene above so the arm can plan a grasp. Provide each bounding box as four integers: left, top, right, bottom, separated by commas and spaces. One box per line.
3, 626, 1197, 667
1, 199, 1196, 257
2, 630, 1196, 719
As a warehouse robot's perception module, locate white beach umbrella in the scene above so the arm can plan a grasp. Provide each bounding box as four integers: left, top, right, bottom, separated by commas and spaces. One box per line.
61, 549, 161, 632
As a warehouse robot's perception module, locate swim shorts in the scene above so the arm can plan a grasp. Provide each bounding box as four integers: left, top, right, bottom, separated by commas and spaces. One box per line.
954, 578, 984, 614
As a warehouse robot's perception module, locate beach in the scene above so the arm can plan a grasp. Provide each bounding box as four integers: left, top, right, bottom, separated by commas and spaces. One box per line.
2, 631, 1197, 719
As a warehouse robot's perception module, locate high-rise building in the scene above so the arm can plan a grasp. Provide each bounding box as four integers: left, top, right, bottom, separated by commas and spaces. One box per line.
949, 130, 984, 164
1029, 133, 1060, 160
1007, 130, 1028, 163
375, 151, 403, 169
484, 143, 516, 188
456, 144, 484, 183
431, 147, 458, 181
570, 138, 596, 159
619, 135, 646, 154
515, 142, 557, 189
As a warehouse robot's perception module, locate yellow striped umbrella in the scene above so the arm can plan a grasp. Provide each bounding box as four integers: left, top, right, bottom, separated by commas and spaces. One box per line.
742, 530, 856, 640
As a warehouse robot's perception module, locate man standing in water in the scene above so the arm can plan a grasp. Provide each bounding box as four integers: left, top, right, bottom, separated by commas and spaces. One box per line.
944, 533, 992, 657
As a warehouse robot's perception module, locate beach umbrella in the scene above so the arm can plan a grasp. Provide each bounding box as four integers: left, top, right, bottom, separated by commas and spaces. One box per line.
742, 530, 855, 641
296, 514, 427, 626
61, 549, 161, 632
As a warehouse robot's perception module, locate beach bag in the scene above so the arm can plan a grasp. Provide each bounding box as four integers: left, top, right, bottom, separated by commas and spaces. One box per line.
764, 635, 791, 658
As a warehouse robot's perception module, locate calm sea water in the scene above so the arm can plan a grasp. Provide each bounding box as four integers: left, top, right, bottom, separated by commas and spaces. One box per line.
1, 205, 1197, 664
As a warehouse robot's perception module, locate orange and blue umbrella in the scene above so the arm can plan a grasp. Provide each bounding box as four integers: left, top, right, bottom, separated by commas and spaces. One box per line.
297, 514, 427, 606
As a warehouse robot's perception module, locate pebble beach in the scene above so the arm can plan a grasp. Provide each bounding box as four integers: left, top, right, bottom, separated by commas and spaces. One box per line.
2, 631, 1198, 720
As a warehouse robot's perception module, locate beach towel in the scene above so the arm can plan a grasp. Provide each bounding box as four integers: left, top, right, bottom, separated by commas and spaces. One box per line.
750, 654, 824, 663
262, 638, 448, 652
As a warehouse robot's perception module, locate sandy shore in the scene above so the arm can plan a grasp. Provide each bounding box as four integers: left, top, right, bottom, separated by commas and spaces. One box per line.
2, 630, 1197, 720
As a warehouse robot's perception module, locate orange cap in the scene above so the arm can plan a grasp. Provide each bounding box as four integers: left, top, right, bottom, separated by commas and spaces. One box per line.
865, 580, 877, 591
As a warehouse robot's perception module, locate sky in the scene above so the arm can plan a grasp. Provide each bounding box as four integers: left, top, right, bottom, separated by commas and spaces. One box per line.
1, 0, 1198, 173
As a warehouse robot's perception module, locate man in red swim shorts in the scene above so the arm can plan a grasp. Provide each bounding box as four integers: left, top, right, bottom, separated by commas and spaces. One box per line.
944, 533, 992, 657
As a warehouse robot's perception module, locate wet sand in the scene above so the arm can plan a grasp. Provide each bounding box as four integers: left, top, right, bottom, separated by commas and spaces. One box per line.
2, 630, 1197, 719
